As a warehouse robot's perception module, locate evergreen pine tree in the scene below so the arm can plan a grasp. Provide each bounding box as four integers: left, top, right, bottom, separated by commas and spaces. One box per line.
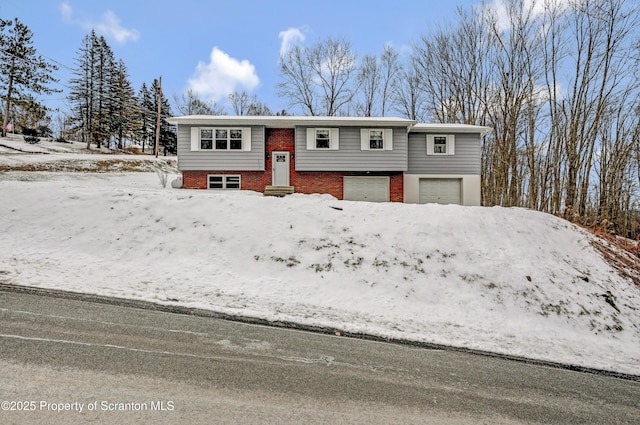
68, 31, 98, 148
137, 82, 155, 152
110, 60, 136, 150
150, 78, 176, 156
0, 18, 59, 137
94, 35, 114, 149
68, 32, 131, 150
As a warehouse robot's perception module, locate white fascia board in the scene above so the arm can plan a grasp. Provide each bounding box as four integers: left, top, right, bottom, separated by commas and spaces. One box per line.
411, 123, 492, 136
166, 115, 416, 129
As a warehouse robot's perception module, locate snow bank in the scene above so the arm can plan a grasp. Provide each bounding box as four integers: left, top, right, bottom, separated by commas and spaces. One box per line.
1, 170, 638, 374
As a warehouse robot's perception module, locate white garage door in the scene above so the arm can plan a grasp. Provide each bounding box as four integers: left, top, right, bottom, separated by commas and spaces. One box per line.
419, 178, 461, 205
343, 177, 389, 202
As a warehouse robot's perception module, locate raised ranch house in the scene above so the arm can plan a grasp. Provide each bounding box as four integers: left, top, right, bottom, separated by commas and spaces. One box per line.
166, 116, 490, 205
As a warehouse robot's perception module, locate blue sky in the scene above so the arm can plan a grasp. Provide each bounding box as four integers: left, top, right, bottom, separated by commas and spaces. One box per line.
1, 0, 481, 115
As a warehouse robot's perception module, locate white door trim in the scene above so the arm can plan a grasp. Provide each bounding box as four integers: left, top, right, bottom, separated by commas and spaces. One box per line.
272, 151, 290, 186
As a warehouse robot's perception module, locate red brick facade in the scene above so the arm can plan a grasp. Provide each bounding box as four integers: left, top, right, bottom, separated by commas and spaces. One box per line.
182, 128, 404, 202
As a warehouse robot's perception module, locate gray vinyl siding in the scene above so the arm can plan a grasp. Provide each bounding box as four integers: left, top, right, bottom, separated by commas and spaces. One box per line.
295, 127, 408, 171
176, 125, 265, 171
406, 132, 481, 175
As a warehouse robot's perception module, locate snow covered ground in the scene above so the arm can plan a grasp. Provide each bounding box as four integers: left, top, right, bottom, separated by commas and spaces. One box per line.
1, 138, 639, 375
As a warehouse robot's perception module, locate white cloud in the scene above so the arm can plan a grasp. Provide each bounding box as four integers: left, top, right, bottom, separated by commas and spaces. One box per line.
488, 0, 511, 32
187, 47, 260, 102
278, 27, 306, 57
58, 2, 139, 44
379, 40, 412, 59
59, 2, 73, 22
486, 0, 571, 32
94, 11, 140, 44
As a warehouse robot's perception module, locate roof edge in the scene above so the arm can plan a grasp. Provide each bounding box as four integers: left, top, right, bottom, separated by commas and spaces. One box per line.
165, 115, 417, 128
165, 115, 492, 136
410, 123, 492, 136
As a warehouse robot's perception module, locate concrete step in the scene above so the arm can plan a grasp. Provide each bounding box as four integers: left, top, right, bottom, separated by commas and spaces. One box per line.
264, 186, 295, 197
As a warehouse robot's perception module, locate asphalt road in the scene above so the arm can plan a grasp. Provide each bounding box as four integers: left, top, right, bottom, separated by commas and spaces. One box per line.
0, 290, 638, 424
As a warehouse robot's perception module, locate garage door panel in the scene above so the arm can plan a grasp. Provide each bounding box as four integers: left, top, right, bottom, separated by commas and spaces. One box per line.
419, 178, 461, 205
344, 177, 389, 202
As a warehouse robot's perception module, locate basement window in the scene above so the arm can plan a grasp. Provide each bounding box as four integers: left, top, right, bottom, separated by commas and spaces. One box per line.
208, 175, 241, 189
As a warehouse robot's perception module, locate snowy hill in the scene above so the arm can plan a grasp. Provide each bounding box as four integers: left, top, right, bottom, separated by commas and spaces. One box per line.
1, 137, 638, 375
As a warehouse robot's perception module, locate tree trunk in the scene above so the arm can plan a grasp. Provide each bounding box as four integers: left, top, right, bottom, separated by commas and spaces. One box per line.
2, 58, 15, 138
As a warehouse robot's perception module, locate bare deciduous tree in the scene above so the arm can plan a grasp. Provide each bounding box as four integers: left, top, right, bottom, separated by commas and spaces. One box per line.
278, 44, 318, 115
228, 90, 272, 116
390, 58, 428, 122
379, 45, 400, 117
356, 54, 381, 117
560, 0, 639, 220
174, 89, 225, 116
228, 90, 251, 116
310, 37, 358, 116
413, 6, 493, 126
411, 0, 640, 236
278, 37, 358, 116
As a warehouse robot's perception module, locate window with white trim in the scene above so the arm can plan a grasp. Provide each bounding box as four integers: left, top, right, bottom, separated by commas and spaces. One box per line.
193, 127, 251, 151
208, 175, 241, 189
306, 128, 340, 150
360, 129, 393, 151
369, 130, 384, 149
426, 134, 455, 156
315, 129, 330, 149
200, 129, 213, 150
434, 136, 447, 153
215, 129, 242, 150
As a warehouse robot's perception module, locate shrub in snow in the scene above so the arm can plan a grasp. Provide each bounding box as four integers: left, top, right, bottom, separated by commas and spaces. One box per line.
156, 170, 169, 188
22, 128, 40, 144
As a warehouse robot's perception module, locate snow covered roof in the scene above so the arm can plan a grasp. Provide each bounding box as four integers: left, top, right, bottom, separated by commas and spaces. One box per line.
166, 115, 491, 135
166, 115, 417, 128
411, 123, 492, 135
